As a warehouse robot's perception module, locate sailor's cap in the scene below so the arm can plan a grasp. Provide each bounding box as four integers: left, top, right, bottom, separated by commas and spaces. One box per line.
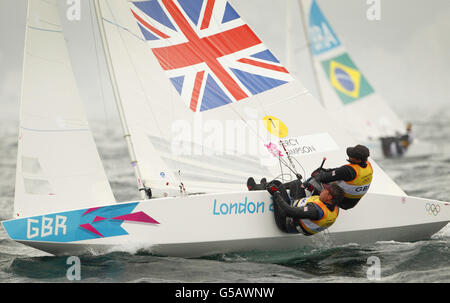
346, 144, 370, 161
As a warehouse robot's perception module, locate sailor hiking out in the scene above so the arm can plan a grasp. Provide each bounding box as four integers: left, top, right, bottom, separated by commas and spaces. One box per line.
248, 177, 344, 235
311, 144, 373, 210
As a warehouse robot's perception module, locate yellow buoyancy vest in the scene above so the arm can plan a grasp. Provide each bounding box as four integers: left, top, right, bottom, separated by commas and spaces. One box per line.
335, 161, 373, 199
295, 196, 339, 235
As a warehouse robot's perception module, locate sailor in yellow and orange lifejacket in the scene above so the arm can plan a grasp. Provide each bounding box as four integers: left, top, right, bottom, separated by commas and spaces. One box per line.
312, 144, 373, 210
266, 181, 345, 235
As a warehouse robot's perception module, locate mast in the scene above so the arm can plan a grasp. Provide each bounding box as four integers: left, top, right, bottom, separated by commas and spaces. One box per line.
298, 0, 325, 106
92, 0, 149, 199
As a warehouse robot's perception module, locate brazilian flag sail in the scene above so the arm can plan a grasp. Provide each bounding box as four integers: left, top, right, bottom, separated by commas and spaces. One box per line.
321, 53, 374, 105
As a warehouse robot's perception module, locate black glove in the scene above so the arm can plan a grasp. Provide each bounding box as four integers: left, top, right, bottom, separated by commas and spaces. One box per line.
311, 169, 320, 178
301, 181, 315, 192
312, 167, 331, 178
311, 167, 326, 178
314, 171, 328, 183
308, 178, 323, 194
265, 181, 280, 195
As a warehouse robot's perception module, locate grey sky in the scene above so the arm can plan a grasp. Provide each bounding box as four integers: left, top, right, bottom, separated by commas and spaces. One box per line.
233, 0, 450, 112
1, 0, 449, 121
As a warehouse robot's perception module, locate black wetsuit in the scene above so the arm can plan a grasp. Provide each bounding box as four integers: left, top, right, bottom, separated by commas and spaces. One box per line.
316, 161, 368, 210
271, 180, 336, 235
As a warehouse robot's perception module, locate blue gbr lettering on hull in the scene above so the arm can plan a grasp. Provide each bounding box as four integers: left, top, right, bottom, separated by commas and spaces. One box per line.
212, 197, 273, 216
2, 202, 160, 242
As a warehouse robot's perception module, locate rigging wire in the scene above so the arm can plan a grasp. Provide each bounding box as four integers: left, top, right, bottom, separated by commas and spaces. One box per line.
103, 1, 164, 137
226, 91, 309, 181
279, 156, 285, 183
88, 1, 108, 123
88, 0, 122, 192
100, 1, 188, 196
93, 0, 152, 199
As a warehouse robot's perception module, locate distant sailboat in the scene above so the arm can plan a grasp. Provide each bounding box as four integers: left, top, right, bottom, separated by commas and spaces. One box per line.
2, 0, 449, 257
297, 0, 436, 159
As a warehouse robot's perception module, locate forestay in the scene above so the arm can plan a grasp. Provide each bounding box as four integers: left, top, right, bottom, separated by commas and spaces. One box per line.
299, 0, 406, 141
14, 0, 115, 218
93, 0, 404, 198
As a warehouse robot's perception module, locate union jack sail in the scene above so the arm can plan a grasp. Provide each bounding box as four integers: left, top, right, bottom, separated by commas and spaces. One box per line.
130, 0, 293, 112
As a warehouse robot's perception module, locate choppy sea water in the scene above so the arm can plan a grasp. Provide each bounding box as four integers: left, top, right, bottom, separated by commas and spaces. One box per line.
0, 107, 449, 283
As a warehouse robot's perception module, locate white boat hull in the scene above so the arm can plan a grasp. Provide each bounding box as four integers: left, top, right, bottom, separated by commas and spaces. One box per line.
3, 191, 450, 257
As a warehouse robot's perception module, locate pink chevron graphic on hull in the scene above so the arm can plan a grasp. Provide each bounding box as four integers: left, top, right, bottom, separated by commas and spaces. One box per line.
80, 223, 104, 238
78, 206, 159, 239
93, 216, 107, 223
82, 207, 101, 216
111, 212, 160, 224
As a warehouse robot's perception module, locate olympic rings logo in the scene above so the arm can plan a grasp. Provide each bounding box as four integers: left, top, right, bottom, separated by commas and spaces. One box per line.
425, 203, 440, 216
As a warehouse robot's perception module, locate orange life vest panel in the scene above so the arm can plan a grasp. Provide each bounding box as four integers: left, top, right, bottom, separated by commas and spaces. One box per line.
296, 196, 339, 235
335, 161, 373, 199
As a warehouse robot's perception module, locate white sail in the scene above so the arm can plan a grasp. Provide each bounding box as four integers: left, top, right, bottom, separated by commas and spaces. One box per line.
92, 0, 404, 197
298, 0, 406, 141
14, 0, 115, 218
92, 0, 296, 197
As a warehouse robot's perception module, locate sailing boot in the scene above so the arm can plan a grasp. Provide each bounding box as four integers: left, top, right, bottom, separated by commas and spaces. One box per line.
260, 178, 267, 187
247, 177, 266, 191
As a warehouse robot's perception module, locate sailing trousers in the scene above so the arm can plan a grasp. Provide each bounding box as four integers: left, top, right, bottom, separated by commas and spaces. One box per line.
272, 180, 307, 234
